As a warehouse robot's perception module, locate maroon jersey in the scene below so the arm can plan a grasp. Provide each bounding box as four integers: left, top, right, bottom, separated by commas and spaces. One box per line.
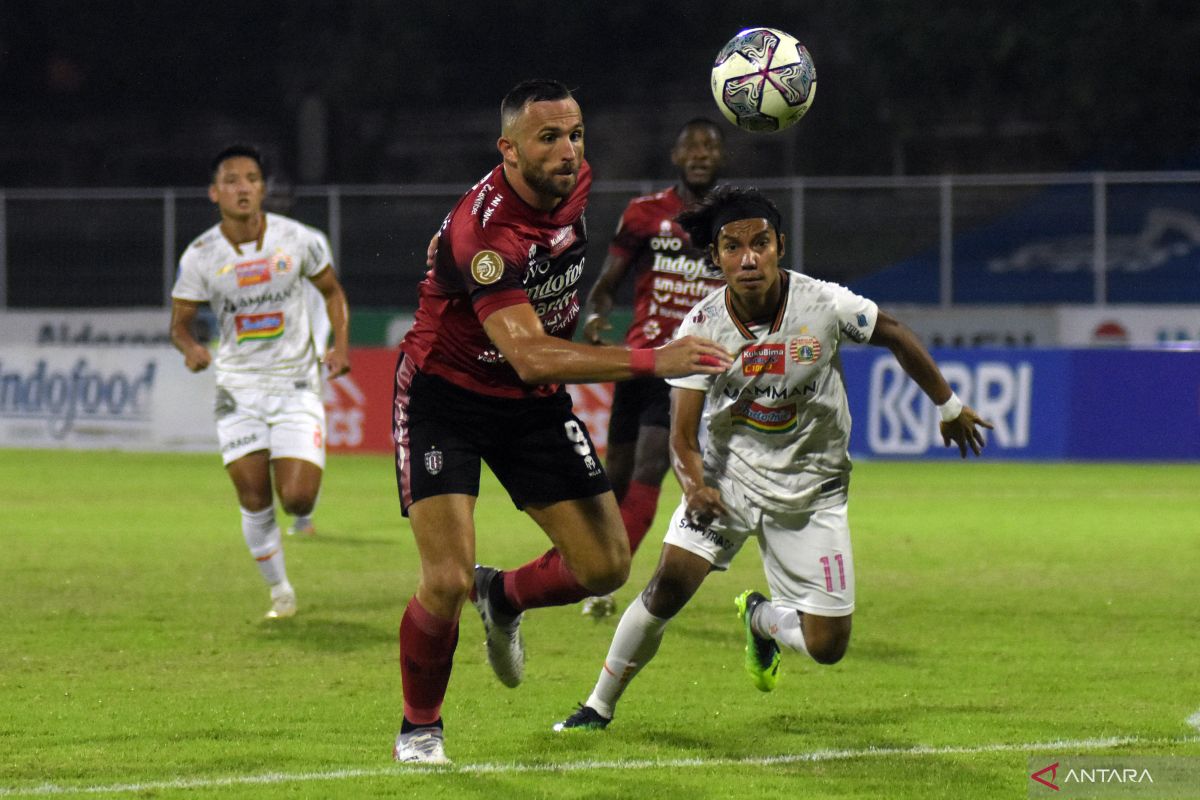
401, 162, 592, 399
609, 186, 725, 348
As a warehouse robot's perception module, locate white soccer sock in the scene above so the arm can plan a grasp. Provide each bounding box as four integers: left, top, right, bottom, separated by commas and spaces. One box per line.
585, 595, 669, 719
240, 506, 289, 587
752, 602, 809, 655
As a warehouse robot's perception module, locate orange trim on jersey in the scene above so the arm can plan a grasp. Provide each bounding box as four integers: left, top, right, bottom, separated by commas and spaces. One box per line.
724, 271, 790, 339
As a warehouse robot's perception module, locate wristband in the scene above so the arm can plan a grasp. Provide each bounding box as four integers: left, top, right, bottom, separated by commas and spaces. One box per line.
584, 313, 604, 326
937, 392, 964, 422
630, 348, 656, 377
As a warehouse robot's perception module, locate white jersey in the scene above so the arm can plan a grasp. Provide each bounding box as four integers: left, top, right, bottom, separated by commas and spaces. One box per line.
668, 270, 878, 513
172, 213, 333, 389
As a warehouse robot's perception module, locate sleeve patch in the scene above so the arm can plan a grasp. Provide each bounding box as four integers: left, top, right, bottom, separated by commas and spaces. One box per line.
470, 250, 505, 285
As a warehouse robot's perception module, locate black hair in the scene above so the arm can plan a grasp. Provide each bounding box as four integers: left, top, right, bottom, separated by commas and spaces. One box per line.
500, 79, 573, 131
676, 185, 783, 251
676, 116, 724, 142
209, 144, 266, 182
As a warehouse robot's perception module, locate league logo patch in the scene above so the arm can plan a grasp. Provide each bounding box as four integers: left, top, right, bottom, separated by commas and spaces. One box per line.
234, 258, 273, 287
234, 312, 285, 343
742, 343, 787, 375
470, 250, 504, 285
424, 449, 444, 476
790, 335, 822, 365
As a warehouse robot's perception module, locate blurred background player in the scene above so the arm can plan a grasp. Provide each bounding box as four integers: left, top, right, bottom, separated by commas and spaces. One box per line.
576, 117, 728, 618
391, 80, 731, 764
169, 144, 351, 620
555, 186, 991, 731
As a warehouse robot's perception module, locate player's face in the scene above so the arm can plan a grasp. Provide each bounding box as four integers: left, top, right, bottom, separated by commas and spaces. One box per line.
503, 97, 585, 206
208, 156, 265, 221
712, 218, 785, 314
671, 126, 724, 191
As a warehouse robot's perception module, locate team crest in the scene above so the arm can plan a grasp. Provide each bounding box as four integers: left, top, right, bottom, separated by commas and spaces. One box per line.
790, 335, 822, 364
272, 251, 295, 273
659, 220, 673, 235
470, 250, 504, 285
424, 449, 444, 475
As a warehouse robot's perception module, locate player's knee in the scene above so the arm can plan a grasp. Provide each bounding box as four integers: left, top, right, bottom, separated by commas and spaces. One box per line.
278, 488, 317, 517
422, 566, 474, 609
806, 631, 850, 665
576, 551, 630, 596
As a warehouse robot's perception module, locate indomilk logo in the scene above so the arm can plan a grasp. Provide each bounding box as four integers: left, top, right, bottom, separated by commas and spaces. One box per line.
0, 359, 156, 438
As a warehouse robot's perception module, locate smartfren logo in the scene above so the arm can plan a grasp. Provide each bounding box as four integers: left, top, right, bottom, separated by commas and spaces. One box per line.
867, 358, 1032, 454
0, 359, 156, 438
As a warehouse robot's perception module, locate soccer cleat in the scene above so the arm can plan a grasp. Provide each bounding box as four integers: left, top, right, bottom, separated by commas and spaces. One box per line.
580, 593, 617, 620
471, 565, 525, 688
735, 590, 781, 692
265, 584, 297, 619
392, 726, 450, 764
286, 518, 317, 537
553, 703, 611, 732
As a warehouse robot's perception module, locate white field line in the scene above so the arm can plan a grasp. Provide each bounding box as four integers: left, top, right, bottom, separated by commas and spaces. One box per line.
3, 734, 1198, 797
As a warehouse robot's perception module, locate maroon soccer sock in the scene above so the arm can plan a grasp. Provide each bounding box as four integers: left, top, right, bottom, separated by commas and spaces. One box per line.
503, 549, 590, 612
619, 479, 662, 555
399, 595, 459, 726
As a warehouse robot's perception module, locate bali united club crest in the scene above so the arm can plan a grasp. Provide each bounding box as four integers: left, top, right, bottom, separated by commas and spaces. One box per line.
424, 449, 444, 475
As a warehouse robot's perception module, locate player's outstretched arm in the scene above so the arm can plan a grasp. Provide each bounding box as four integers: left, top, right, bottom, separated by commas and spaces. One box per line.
580, 252, 633, 345
669, 388, 726, 526
869, 309, 993, 458
169, 299, 213, 373
482, 303, 732, 384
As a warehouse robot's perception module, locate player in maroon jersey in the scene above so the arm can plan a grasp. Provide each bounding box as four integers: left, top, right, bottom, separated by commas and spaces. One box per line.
391, 80, 732, 764
574, 119, 728, 618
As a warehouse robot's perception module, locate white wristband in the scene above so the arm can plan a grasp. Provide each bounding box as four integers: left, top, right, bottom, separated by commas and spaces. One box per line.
937, 392, 964, 422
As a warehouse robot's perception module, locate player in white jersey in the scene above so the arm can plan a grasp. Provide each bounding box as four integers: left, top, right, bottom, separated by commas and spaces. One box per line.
169, 145, 350, 619
555, 187, 991, 731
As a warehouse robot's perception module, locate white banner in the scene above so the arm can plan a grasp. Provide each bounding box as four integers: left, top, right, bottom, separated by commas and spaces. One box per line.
0, 309, 176, 346
1055, 306, 1200, 346
0, 346, 218, 451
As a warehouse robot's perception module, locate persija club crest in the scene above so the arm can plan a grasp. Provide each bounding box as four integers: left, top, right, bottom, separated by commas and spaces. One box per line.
424, 449, 444, 475
790, 335, 821, 364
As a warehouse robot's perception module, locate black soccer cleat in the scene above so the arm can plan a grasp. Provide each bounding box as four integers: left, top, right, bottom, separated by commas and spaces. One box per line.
553, 703, 612, 732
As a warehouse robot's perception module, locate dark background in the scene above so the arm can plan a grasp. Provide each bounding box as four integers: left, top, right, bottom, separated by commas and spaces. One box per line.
3, 0, 1199, 188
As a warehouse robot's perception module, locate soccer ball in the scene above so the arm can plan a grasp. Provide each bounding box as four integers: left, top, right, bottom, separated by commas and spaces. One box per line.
710, 27, 817, 133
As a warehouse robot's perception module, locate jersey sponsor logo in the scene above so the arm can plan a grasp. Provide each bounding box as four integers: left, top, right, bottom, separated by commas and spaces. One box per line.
548, 225, 577, 255
742, 343, 787, 375
234, 258, 273, 287
221, 433, 260, 453
790, 335, 822, 365
730, 398, 798, 434
641, 320, 662, 341
470, 250, 504, 285
234, 312, 285, 343
651, 253, 715, 282
650, 235, 683, 252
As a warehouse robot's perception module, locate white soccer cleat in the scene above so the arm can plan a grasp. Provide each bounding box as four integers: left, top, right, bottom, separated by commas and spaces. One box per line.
265, 584, 297, 619
581, 593, 617, 620
471, 565, 525, 688
393, 726, 450, 765
286, 519, 317, 537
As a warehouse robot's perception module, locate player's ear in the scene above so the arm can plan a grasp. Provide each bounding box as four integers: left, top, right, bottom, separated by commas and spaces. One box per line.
497, 136, 518, 167
207, 184, 219, 204
775, 231, 785, 258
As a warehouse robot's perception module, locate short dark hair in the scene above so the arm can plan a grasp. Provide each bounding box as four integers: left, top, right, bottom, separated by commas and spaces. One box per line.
210, 144, 266, 182
677, 185, 783, 251
676, 117, 724, 142
500, 79, 573, 132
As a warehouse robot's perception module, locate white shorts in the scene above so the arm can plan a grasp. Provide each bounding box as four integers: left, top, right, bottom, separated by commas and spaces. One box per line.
663, 478, 855, 617
214, 383, 326, 468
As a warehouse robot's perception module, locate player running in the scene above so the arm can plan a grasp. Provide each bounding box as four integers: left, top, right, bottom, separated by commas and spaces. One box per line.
170, 144, 350, 620
390, 80, 732, 764
575, 118, 728, 619
554, 186, 991, 731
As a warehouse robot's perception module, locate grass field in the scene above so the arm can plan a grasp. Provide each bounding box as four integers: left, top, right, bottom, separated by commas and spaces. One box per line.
1, 449, 1198, 799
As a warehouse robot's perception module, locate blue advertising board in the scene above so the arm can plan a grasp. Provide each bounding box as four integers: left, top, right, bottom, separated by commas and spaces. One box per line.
841, 347, 1200, 460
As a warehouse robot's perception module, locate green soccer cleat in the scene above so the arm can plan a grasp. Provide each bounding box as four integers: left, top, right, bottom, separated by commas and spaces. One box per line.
553, 703, 611, 732
735, 590, 781, 692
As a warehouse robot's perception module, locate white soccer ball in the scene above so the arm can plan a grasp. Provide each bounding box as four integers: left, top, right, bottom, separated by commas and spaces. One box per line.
710, 27, 817, 133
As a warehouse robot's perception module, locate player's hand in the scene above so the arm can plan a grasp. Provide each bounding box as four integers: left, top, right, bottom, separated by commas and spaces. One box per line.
324, 347, 351, 379
653, 336, 732, 378
425, 234, 440, 268
582, 314, 610, 345
684, 485, 727, 528
940, 405, 993, 458
183, 344, 211, 372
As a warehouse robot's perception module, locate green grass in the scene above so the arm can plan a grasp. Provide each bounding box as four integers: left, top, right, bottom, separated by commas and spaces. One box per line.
1, 451, 1197, 798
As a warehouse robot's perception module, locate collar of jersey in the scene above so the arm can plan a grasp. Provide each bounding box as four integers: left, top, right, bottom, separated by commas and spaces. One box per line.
723, 270, 790, 340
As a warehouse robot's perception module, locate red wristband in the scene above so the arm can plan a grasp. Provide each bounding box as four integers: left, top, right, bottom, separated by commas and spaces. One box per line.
630, 348, 656, 377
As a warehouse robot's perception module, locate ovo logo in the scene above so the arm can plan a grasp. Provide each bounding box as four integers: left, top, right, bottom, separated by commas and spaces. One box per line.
1031, 762, 1060, 791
